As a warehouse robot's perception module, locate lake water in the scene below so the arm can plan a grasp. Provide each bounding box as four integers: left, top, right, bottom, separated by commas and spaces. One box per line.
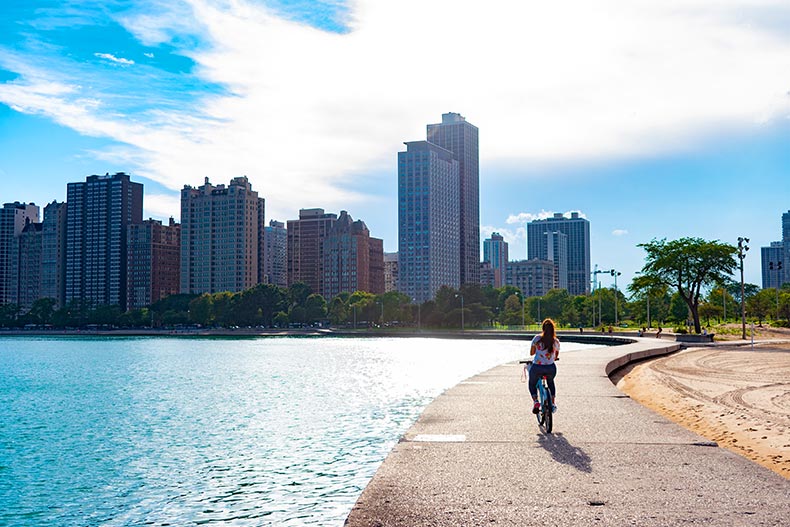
0, 336, 598, 526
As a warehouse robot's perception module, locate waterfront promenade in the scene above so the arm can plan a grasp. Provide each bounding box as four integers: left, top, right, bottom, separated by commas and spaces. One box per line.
345, 338, 790, 526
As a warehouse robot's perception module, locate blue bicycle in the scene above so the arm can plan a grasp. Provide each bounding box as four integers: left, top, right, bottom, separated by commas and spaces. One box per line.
521, 360, 553, 433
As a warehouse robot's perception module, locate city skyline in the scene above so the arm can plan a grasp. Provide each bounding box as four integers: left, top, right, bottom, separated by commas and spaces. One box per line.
2, 1, 790, 289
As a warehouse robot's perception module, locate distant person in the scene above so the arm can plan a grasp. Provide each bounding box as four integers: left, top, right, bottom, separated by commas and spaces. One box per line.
608, 325, 613, 335
579, 326, 583, 333
528, 318, 560, 414
656, 325, 662, 338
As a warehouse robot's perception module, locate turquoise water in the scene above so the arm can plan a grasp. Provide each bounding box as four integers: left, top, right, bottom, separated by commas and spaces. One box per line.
1, 336, 594, 526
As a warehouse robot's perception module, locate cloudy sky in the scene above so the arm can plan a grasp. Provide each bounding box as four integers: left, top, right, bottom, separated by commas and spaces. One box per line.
2, 0, 789, 289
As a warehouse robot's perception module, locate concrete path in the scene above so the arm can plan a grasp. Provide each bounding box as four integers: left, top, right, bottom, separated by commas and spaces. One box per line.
345, 338, 789, 526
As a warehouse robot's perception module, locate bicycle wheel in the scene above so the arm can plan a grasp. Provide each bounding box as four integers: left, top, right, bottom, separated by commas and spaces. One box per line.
535, 381, 546, 427
543, 398, 553, 433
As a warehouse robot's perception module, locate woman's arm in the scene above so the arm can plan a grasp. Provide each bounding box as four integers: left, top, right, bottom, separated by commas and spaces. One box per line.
530, 343, 537, 356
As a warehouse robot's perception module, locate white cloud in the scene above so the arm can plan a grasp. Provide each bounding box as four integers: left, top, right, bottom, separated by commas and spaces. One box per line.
2, 0, 790, 223
143, 52, 154, 58
144, 193, 180, 221
94, 53, 135, 65
612, 229, 629, 236
481, 224, 527, 261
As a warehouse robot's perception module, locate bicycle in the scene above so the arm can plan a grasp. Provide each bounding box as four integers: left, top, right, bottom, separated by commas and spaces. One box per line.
520, 360, 553, 433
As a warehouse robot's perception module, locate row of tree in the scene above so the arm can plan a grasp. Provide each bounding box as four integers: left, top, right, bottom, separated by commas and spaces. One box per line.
1, 237, 788, 331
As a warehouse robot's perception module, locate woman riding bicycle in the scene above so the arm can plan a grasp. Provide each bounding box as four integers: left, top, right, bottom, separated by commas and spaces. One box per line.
529, 318, 560, 414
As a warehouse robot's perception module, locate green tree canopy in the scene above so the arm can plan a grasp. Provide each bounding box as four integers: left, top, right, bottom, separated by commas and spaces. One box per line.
634, 237, 737, 334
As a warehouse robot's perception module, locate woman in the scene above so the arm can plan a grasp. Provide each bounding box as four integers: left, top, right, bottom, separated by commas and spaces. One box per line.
528, 318, 560, 414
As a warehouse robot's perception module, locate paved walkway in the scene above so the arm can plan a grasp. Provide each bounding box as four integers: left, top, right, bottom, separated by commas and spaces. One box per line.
345, 338, 789, 526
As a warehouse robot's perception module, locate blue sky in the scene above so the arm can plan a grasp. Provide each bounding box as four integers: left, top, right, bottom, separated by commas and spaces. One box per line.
1, 0, 789, 290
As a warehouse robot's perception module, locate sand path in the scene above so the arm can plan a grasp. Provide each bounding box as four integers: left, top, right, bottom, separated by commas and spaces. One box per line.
614, 342, 790, 479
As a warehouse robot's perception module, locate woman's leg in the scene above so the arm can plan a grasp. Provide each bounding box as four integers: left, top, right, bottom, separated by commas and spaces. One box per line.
545, 363, 557, 398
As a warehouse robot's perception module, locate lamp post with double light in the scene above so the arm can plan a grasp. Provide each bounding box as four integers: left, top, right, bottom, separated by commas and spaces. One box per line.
769, 260, 783, 322
610, 269, 622, 326
737, 237, 749, 340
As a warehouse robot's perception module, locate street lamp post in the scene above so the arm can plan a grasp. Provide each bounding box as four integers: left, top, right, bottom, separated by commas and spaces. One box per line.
770, 261, 782, 321
593, 268, 606, 327
737, 237, 749, 340
414, 298, 421, 331
610, 269, 622, 326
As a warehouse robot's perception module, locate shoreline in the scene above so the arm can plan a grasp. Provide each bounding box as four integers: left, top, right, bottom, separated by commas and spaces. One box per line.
612, 343, 790, 479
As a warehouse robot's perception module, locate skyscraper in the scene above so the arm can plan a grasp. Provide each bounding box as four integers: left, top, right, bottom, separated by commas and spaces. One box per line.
761, 242, 784, 290
483, 232, 508, 288
263, 220, 288, 288
505, 259, 555, 298
427, 112, 480, 286
287, 208, 337, 294
66, 173, 143, 308
398, 140, 460, 302
322, 210, 384, 300
384, 252, 399, 293
180, 176, 264, 295
16, 220, 43, 310
0, 202, 39, 305
127, 218, 181, 310
527, 212, 590, 295
760, 210, 790, 290
41, 201, 67, 308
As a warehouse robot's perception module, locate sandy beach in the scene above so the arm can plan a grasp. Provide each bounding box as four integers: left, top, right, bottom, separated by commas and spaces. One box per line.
613, 342, 790, 479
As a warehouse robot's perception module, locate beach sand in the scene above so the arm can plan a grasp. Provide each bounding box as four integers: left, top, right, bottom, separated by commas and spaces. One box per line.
613, 342, 790, 479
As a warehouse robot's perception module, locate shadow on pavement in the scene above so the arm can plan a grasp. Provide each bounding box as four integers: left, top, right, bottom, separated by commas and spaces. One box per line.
538, 432, 593, 473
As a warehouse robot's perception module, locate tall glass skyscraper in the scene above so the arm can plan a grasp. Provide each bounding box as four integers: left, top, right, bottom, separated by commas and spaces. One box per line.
527, 212, 590, 295
398, 140, 460, 302
427, 113, 480, 287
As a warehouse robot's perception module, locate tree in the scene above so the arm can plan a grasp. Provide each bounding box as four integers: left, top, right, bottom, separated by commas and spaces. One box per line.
189, 294, 214, 326
746, 289, 775, 326
303, 294, 327, 324
697, 302, 722, 327
27, 297, 57, 326
634, 238, 737, 334
501, 294, 523, 326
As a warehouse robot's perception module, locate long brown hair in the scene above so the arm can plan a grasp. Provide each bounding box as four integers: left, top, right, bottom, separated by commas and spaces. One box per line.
540, 318, 556, 352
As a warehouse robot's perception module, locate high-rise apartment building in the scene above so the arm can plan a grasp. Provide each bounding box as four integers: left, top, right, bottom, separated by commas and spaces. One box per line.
287, 208, 337, 293
263, 220, 287, 288
427, 112, 480, 286
505, 259, 555, 297
544, 231, 568, 290
41, 201, 67, 308
398, 140, 460, 302
322, 210, 384, 299
483, 232, 508, 288
527, 212, 590, 295
180, 176, 264, 295
383, 252, 398, 293
761, 242, 785, 290
0, 202, 39, 305
17, 221, 43, 310
65, 173, 143, 308
127, 218, 181, 310
761, 210, 790, 290
479, 261, 495, 288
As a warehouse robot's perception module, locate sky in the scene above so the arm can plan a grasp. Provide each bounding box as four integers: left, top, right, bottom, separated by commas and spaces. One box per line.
1, 0, 789, 291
